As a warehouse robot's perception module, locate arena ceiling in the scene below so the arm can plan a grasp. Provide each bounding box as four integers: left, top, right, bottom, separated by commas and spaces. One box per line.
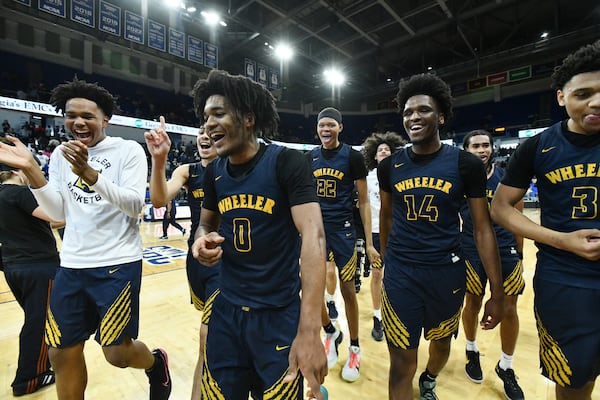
191, 0, 599, 105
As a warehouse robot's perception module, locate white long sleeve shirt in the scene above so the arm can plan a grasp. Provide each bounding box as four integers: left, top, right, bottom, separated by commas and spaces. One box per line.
32, 136, 148, 268
367, 168, 380, 234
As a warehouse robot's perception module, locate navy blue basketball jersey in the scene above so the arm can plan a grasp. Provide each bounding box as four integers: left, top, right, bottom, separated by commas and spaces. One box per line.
309, 144, 355, 223
460, 166, 517, 256
533, 123, 600, 287
187, 162, 207, 245
212, 144, 301, 308
384, 144, 465, 267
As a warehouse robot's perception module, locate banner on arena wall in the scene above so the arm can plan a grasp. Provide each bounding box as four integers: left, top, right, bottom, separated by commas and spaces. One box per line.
509, 66, 531, 82
487, 71, 508, 86
71, 0, 94, 28
245, 59, 256, 81
467, 77, 487, 91
99, 0, 121, 37
0, 95, 198, 136
124, 10, 144, 44
13, 0, 31, 6
204, 42, 218, 69
257, 64, 268, 87
148, 19, 166, 52
169, 28, 185, 58
188, 35, 203, 64
269, 68, 280, 89
39, 0, 66, 17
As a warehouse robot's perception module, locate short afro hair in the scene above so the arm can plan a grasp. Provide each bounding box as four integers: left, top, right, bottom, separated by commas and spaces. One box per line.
192, 69, 279, 138
49, 77, 118, 118
551, 40, 600, 90
395, 73, 453, 123
361, 132, 406, 170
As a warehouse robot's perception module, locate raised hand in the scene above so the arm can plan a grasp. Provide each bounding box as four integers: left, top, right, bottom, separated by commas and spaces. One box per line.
144, 116, 171, 161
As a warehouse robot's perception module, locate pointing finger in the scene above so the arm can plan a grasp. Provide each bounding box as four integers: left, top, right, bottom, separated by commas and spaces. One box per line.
160, 115, 166, 131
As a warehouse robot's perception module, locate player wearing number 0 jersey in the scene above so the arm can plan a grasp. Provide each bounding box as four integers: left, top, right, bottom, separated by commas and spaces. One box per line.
191, 69, 327, 400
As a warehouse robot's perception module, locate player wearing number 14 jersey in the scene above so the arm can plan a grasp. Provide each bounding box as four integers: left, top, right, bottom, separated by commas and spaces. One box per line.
378, 73, 504, 400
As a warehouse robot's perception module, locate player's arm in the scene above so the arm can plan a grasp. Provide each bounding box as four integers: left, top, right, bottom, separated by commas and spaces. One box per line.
287, 201, 328, 398
468, 196, 504, 329
191, 164, 223, 265
150, 163, 189, 207
356, 177, 379, 263
462, 151, 503, 329
492, 184, 600, 261
377, 157, 393, 257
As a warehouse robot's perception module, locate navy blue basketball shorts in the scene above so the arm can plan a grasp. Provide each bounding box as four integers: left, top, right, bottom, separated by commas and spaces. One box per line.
202, 293, 303, 400
465, 247, 525, 296
45, 260, 142, 348
534, 278, 600, 389
382, 260, 466, 349
186, 249, 220, 313
324, 219, 357, 282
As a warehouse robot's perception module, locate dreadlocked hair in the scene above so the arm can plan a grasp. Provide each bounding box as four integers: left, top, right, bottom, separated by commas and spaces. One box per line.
361, 131, 406, 170
551, 40, 600, 90
49, 77, 118, 117
395, 73, 453, 123
191, 70, 279, 138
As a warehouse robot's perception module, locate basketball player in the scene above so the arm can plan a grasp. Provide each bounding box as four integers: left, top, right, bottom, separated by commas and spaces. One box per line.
379, 73, 504, 400
308, 107, 379, 382
0, 79, 171, 400
491, 40, 600, 400
460, 130, 525, 400
191, 70, 327, 400
145, 121, 217, 400
360, 131, 405, 342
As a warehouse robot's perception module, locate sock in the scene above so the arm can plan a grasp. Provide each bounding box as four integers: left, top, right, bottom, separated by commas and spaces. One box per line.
350, 338, 359, 348
323, 322, 336, 334
373, 308, 382, 320
420, 369, 437, 383
325, 293, 335, 303
499, 352, 513, 370
466, 339, 479, 353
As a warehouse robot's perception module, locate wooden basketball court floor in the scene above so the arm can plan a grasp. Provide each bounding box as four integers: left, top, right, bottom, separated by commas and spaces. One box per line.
1, 208, 598, 399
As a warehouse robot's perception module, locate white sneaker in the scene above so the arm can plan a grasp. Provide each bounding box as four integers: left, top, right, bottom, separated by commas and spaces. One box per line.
323, 328, 343, 369
341, 345, 361, 382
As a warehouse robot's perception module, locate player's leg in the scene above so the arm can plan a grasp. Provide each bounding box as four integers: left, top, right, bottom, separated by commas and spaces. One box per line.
45, 267, 94, 398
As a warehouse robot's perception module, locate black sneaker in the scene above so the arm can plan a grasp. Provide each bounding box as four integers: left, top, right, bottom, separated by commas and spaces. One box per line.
465, 350, 483, 383
146, 348, 172, 400
418, 375, 439, 400
371, 316, 384, 341
159, 235, 168, 240
326, 300, 338, 320
13, 371, 55, 396
495, 362, 524, 400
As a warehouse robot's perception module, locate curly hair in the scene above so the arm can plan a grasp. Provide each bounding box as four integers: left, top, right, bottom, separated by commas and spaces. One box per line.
395, 73, 453, 124
49, 77, 118, 117
191, 70, 279, 138
551, 40, 600, 90
361, 132, 406, 170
